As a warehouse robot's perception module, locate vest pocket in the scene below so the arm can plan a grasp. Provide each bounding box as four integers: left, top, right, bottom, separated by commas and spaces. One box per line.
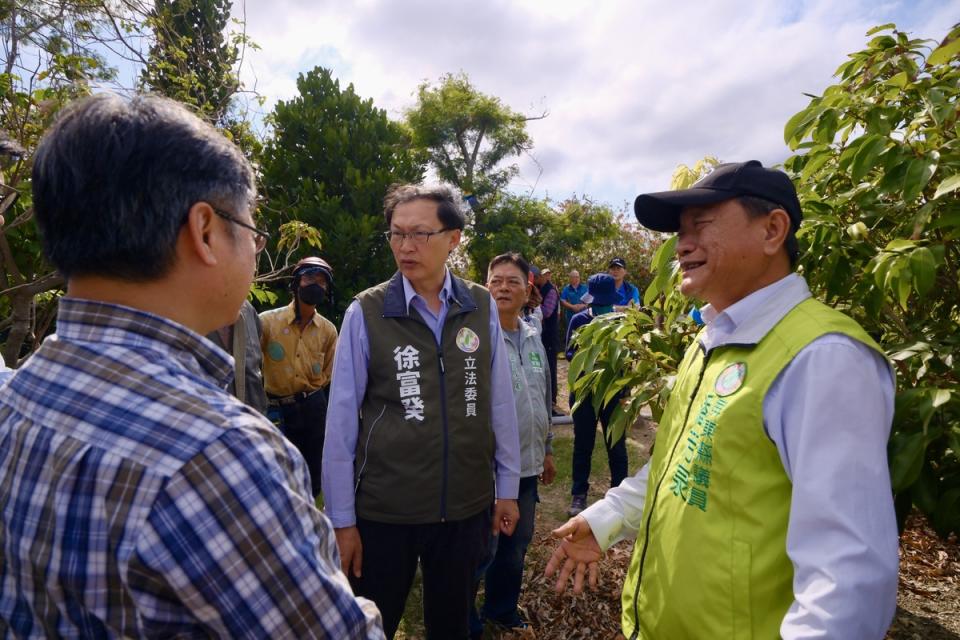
731, 539, 753, 640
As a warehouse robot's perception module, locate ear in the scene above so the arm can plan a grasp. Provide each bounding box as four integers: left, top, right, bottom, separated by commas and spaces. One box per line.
182, 202, 219, 267
447, 228, 462, 252
762, 208, 792, 257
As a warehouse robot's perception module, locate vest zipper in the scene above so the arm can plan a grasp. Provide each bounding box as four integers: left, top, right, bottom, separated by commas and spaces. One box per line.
437, 345, 449, 522
629, 344, 711, 640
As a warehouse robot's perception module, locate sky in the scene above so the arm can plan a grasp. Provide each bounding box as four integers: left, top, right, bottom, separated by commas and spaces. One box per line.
230, 0, 960, 214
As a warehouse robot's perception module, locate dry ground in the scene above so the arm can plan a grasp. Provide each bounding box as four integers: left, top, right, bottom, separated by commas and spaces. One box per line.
395, 359, 960, 639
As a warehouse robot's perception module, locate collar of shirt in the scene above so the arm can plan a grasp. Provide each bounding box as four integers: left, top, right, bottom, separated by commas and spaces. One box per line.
55, 297, 234, 387
699, 273, 812, 352
276, 301, 324, 328
401, 269, 456, 319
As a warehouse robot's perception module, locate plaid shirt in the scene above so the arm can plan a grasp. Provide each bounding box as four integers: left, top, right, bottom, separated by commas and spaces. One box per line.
0, 299, 383, 639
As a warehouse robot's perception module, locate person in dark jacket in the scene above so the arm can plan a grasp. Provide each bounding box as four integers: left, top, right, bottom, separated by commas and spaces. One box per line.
564, 273, 629, 517
533, 266, 560, 410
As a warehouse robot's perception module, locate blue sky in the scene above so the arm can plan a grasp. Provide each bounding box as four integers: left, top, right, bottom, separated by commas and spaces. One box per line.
220, 0, 959, 215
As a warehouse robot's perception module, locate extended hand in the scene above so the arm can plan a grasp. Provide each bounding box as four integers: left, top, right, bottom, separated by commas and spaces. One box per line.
544, 516, 602, 594
540, 454, 556, 485
492, 498, 520, 536
334, 526, 363, 578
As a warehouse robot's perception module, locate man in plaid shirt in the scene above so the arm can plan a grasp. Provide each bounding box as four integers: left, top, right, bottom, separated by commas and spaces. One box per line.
0, 94, 383, 639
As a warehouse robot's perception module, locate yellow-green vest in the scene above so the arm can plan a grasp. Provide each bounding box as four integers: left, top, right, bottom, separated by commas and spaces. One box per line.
621, 298, 885, 639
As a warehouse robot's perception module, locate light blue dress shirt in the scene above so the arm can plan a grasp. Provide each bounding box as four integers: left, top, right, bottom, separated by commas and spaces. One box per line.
322, 270, 521, 528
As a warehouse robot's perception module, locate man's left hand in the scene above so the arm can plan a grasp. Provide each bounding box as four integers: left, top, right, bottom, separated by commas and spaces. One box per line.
540, 454, 556, 485
492, 498, 519, 536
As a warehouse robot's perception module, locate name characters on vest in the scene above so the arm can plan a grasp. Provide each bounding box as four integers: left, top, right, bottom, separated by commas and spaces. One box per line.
394, 345, 425, 421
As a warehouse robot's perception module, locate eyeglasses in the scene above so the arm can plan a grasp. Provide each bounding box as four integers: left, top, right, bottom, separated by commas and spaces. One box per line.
213, 207, 270, 254
384, 228, 451, 245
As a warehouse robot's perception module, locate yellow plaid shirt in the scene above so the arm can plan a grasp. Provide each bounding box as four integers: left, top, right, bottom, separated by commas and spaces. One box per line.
259, 302, 338, 397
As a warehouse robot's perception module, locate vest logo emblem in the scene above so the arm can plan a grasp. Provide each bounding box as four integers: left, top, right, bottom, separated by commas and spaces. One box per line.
456, 327, 480, 353
715, 362, 746, 396
529, 352, 543, 370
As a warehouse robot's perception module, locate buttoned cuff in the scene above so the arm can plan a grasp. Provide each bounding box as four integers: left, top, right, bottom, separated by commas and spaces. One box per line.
495, 471, 520, 500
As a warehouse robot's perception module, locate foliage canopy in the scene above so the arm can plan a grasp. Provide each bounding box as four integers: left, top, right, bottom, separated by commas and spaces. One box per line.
259, 67, 426, 323
571, 25, 960, 535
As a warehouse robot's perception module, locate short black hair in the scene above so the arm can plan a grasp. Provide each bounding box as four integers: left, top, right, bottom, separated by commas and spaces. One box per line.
487, 252, 530, 280
383, 183, 465, 231
32, 93, 256, 280
738, 195, 800, 267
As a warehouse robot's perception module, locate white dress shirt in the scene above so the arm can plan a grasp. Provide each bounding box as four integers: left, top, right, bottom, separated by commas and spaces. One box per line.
581, 273, 899, 640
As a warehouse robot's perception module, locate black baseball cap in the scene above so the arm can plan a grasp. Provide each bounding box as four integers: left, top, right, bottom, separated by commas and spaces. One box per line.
633, 160, 803, 232
608, 257, 626, 269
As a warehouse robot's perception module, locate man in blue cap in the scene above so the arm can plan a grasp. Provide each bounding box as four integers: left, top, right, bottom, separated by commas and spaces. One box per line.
563, 273, 629, 517
547, 161, 898, 639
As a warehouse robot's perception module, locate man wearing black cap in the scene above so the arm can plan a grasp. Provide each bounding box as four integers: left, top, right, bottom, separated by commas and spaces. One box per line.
546, 161, 898, 639
606, 257, 640, 311
260, 256, 338, 497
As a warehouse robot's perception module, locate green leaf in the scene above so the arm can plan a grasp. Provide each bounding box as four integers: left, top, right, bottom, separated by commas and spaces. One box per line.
927, 37, 960, 67
933, 174, 960, 199
813, 109, 839, 144
889, 432, 927, 492
897, 265, 913, 309
933, 489, 960, 537
866, 23, 896, 36
902, 155, 938, 202
884, 239, 916, 253
784, 103, 824, 148
801, 148, 833, 181
931, 388, 952, 409
912, 464, 939, 515
885, 71, 908, 88
909, 247, 937, 297
850, 135, 888, 182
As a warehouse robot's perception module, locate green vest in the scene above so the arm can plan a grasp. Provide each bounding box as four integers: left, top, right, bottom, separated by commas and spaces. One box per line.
354, 273, 494, 524
622, 298, 885, 640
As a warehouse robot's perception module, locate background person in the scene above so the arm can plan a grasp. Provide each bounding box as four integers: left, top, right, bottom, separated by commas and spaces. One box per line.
533, 266, 560, 411
606, 257, 640, 311
206, 299, 268, 415
522, 270, 543, 333
472, 253, 555, 635
559, 269, 588, 319
546, 160, 898, 640
260, 256, 337, 497
322, 184, 521, 640
0, 93, 383, 638
563, 273, 628, 517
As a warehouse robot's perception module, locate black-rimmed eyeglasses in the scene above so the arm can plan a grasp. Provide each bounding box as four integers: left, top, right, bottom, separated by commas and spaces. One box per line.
383, 228, 451, 245
212, 207, 270, 254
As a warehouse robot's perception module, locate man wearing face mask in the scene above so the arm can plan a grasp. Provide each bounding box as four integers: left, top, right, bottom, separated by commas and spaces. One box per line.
260, 256, 338, 497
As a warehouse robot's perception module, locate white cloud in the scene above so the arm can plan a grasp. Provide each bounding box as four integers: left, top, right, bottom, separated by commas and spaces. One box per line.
234, 0, 960, 213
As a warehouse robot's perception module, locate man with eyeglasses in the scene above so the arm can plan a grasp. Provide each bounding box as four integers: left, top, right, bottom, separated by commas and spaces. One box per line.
0, 94, 383, 638
471, 252, 554, 636
323, 184, 521, 639
259, 256, 338, 498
